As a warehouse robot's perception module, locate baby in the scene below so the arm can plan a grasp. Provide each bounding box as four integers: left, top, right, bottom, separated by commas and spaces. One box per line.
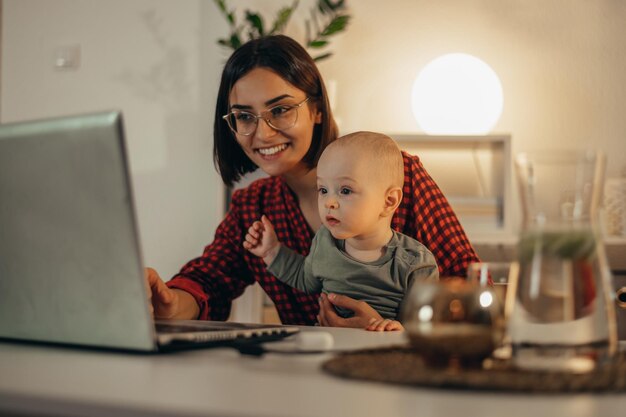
244, 131, 439, 331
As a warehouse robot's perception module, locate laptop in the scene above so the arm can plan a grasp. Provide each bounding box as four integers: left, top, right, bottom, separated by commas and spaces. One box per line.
0, 111, 298, 352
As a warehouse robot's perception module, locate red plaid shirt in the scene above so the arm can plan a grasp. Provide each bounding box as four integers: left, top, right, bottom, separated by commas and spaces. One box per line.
167, 152, 479, 325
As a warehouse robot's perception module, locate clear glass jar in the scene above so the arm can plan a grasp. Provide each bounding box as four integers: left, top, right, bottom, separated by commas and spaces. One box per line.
508, 150, 618, 373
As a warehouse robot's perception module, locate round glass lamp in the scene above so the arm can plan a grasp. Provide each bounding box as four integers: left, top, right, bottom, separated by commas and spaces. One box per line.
411, 53, 503, 135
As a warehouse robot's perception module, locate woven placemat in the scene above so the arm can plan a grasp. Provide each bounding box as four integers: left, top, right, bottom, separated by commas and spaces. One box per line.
321, 346, 626, 393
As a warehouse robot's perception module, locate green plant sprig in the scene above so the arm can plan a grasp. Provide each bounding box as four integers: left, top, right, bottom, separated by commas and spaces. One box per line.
305, 0, 350, 61
214, 0, 350, 62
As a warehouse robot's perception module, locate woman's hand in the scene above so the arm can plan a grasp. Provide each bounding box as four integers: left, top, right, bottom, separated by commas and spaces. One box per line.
144, 267, 199, 319
145, 267, 179, 318
365, 318, 404, 332
317, 293, 385, 329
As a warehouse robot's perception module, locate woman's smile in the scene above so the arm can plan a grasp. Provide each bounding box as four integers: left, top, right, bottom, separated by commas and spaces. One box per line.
256, 143, 289, 158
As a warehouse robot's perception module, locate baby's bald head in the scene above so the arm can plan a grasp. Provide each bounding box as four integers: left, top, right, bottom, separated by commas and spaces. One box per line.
322, 131, 404, 189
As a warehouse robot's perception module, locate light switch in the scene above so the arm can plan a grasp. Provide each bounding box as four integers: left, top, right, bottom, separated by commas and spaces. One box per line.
54, 44, 81, 70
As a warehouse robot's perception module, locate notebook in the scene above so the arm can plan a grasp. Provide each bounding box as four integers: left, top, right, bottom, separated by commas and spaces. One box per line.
0, 111, 298, 352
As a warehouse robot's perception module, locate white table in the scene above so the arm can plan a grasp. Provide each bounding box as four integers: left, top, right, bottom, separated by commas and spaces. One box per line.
1, 326, 625, 417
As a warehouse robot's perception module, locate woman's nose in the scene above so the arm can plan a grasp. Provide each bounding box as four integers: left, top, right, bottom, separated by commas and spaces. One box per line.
254, 117, 278, 140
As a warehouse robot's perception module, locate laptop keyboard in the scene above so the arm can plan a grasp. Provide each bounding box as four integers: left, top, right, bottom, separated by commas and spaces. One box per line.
155, 323, 225, 333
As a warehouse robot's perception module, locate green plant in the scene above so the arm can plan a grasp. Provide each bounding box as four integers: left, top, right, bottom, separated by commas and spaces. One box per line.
214, 0, 351, 62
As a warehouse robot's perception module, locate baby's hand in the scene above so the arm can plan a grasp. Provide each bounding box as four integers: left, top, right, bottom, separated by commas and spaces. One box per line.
365, 318, 404, 332
243, 215, 280, 265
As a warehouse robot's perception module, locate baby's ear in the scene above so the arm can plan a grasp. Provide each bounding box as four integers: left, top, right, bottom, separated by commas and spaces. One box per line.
382, 187, 403, 217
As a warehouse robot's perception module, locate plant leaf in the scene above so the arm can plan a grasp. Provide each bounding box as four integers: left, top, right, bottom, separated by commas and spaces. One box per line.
227, 12, 235, 26
230, 33, 242, 49
308, 40, 328, 48
269, 1, 298, 34
319, 0, 345, 14
318, 0, 331, 14
214, 0, 235, 25
320, 15, 350, 37
320, 0, 345, 14
327, 0, 346, 11
214, 0, 227, 15
245, 11, 265, 37
313, 52, 333, 62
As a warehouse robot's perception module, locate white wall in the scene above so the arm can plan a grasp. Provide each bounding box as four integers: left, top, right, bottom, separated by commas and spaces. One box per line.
3, 0, 626, 279
321, 0, 626, 178
1, 0, 226, 279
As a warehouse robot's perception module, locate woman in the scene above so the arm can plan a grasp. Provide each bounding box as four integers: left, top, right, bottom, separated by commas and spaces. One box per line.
146, 35, 479, 328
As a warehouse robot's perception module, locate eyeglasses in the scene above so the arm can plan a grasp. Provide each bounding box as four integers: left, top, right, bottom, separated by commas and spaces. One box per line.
222, 97, 310, 136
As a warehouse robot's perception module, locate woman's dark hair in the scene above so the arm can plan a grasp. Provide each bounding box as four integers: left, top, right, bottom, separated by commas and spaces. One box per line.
213, 35, 338, 186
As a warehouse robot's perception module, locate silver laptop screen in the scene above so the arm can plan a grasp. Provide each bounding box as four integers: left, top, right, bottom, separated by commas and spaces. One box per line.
0, 111, 156, 351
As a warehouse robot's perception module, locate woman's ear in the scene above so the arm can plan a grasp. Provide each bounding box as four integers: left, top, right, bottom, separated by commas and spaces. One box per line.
310, 101, 322, 124
314, 108, 322, 124
382, 187, 403, 217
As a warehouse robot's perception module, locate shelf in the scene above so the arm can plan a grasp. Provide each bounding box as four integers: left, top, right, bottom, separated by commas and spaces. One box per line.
391, 134, 513, 238
604, 236, 626, 245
